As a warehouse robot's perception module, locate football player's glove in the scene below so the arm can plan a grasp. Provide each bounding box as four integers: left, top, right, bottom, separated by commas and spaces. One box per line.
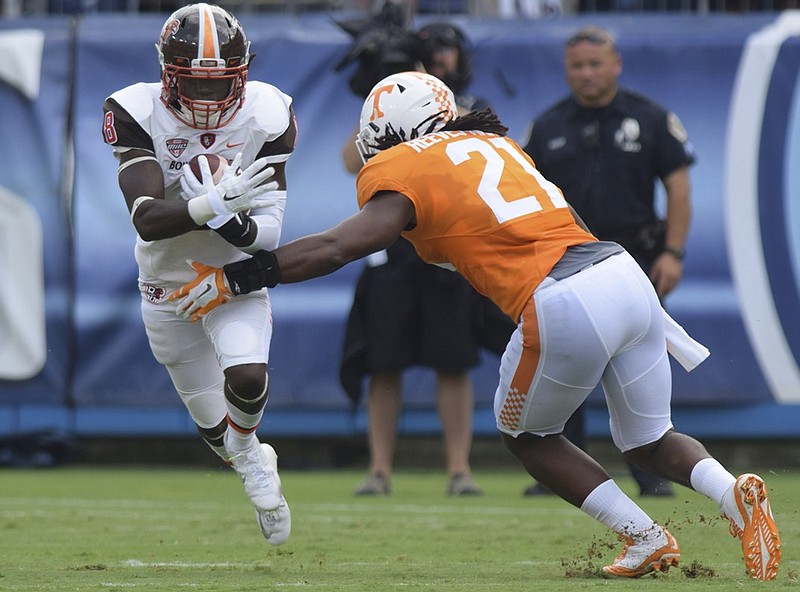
181, 155, 234, 229
187, 153, 277, 224
169, 260, 232, 322
180, 154, 215, 199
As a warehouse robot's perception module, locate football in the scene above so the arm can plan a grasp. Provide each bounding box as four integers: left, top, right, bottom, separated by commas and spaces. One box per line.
188, 153, 228, 184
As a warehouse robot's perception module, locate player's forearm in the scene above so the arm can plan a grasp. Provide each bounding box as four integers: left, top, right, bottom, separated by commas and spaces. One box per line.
133, 198, 200, 241
276, 233, 356, 284
221, 234, 349, 293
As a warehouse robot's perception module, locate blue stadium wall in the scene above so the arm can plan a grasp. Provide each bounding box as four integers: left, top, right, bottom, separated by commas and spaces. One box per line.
1, 11, 800, 440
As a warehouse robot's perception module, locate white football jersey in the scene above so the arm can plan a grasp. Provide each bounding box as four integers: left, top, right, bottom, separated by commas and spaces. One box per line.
103, 81, 295, 286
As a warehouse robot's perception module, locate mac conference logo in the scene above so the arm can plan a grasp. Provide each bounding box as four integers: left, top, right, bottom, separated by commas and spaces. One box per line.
725, 12, 800, 403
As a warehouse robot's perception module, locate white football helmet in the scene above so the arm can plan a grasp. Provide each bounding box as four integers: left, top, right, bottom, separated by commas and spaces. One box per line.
355, 71, 457, 164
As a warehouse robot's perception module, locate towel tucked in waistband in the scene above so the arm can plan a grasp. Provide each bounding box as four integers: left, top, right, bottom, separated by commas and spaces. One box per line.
662, 308, 709, 371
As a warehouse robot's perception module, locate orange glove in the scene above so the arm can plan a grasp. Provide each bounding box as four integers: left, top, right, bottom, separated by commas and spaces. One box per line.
169, 260, 232, 322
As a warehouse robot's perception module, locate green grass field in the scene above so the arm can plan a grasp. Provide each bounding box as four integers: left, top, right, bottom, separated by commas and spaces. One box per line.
1, 467, 797, 591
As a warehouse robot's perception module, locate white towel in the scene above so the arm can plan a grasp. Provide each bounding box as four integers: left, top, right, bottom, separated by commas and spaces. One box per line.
662, 308, 710, 372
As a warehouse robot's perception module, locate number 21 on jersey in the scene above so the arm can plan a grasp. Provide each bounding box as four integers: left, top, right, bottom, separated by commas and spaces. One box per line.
446, 136, 569, 224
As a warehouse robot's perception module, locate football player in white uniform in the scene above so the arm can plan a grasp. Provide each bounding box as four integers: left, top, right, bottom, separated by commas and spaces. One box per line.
101, 3, 294, 546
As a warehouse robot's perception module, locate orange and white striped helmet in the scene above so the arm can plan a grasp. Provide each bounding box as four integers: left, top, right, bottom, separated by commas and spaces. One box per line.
156, 3, 250, 130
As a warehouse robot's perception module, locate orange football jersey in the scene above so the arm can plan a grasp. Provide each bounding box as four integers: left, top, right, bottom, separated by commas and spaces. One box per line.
356, 130, 596, 321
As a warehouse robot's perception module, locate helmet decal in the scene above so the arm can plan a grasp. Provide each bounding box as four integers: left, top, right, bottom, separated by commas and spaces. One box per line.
159, 18, 180, 47
427, 79, 455, 117
367, 83, 395, 122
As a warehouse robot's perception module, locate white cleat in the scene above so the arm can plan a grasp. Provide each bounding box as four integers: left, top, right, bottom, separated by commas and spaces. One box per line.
228, 441, 283, 511
255, 494, 291, 545
602, 524, 680, 578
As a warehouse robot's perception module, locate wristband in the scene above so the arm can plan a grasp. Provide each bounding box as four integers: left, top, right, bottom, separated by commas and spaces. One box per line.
224, 250, 281, 294
214, 213, 254, 248
663, 247, 685, 261
207, 213, 235, 230
187, 194, 215, 225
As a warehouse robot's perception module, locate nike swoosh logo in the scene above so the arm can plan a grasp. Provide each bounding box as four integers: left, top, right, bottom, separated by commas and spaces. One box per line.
226, 142, 244, 148
197, 285, 212, 297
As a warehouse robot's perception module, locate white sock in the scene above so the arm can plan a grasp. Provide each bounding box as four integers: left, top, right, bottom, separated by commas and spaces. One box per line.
224, 423, 258, 453
580, 479, 654, 535
690, 458, 738, 525
689, 458, 736, 504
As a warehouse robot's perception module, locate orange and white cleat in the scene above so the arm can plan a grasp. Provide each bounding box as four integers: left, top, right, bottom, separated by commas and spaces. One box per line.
602, 524, 680, 578
724, 474, 781, 580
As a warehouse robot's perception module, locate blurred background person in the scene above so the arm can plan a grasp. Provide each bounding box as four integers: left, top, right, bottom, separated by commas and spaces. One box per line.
521, 25, 695, 498
416, 21, 489, 113
336, 5, 514, 496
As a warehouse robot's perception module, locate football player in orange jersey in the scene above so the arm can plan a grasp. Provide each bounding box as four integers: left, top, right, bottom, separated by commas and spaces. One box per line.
171, 72, 781, 580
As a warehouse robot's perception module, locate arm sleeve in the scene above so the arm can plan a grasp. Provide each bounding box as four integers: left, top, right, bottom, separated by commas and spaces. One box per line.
211, 192, 285, 254
230, 104, 296, 252
241, 193, 286, 253
215, 99, 296, 252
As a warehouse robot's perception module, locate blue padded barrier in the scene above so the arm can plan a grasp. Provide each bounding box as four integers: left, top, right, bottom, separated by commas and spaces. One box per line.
0, 13, 798, 440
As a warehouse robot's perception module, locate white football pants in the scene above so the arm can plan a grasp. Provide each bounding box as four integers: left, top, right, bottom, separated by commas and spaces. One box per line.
141, 290, 272, 429
494, 251, 674, 452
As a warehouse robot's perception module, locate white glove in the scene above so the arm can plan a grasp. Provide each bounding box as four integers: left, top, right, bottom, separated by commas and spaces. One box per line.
181, 156, 234, 229
168, 260, 232, 322
187, 153, 278, 225
180, 155, 216, 200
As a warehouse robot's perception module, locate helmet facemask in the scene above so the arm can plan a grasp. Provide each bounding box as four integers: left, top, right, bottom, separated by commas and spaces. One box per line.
157, 3, 250, 130
160, 57, 247, 129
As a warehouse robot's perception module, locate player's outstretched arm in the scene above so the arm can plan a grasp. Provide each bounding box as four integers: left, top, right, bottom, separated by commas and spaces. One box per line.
274, 191, 414, 283
169, 191, 415, 319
